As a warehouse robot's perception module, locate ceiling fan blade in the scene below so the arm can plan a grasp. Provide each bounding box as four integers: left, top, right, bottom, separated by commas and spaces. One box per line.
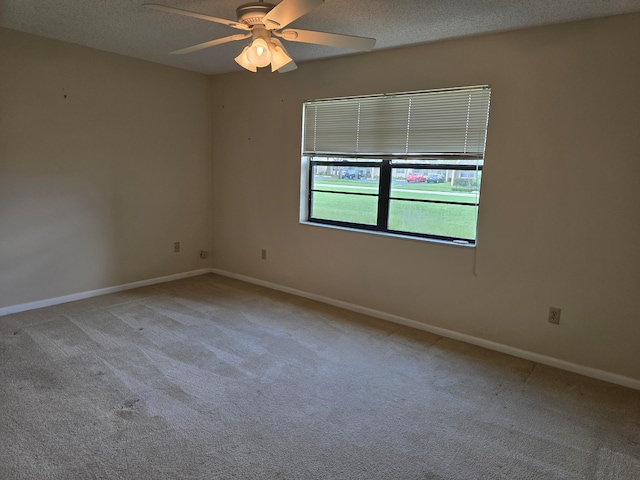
143, 4, 250, 30
170, 33, 251, 55
278, 60, 298, 73
262, 0, 324, 29
279, 28, 376, 51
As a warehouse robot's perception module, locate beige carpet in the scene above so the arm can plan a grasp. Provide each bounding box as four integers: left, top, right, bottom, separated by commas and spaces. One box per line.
1, 273, 639, 479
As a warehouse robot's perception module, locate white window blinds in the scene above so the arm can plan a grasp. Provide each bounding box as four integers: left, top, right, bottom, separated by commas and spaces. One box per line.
303, 86, 490, 157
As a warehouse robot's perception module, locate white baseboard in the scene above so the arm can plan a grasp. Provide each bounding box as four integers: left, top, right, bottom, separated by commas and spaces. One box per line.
3, 266, 637, 390
0, 269, 211, 317
211, 268, 640, 391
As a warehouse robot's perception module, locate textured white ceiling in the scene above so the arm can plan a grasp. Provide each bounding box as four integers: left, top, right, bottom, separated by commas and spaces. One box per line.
2, 0, 640, 75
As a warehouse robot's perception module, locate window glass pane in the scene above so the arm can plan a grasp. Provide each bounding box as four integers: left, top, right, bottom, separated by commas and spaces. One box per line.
390, 169, 481, 204
388, 200, 478, 240
311, 191, 378, 225
312, 165, 380, 193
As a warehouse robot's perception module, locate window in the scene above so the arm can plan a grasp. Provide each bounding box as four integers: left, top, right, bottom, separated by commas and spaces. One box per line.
301, 86, 491, 245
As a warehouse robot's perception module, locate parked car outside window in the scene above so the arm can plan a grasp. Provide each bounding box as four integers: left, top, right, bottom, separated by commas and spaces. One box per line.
407, 173, 426, 183
340, 168, 362, 180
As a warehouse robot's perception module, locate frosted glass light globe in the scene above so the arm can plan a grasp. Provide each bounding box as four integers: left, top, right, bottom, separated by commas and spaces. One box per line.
247, 38, 271, 68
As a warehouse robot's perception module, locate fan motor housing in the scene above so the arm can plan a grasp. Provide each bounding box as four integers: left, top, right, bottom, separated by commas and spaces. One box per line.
236, 2, 276, 26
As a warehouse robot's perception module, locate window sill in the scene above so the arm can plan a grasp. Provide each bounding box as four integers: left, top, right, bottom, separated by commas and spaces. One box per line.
299, 221, 476, 248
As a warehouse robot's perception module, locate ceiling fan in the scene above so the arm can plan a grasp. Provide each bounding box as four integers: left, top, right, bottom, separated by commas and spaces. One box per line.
143, 0, 376, 73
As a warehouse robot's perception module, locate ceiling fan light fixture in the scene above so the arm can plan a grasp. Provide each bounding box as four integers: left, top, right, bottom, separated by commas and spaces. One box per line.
269, 40, 294, 72
246, 37, 272, 68
234, 45, 258, 72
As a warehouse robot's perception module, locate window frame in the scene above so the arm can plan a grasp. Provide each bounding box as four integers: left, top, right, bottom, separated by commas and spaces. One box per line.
307, 157, 483, 244
301, 86, 490, 246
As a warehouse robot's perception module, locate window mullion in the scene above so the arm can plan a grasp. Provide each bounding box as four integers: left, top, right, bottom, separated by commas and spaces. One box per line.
377, 160, 391, 230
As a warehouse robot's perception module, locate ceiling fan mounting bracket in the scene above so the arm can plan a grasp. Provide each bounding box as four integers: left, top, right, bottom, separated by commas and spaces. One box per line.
251, 26, 270, 41
236, 2, 276, 26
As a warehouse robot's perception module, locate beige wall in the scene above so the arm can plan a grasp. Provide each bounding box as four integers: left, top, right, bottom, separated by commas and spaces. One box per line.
1, 14, 638, 381
210, 14, 640, 380
0, 28, 213, 307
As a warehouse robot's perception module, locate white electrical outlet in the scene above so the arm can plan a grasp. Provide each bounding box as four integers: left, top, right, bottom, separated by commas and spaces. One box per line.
548, 307, 561, 325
